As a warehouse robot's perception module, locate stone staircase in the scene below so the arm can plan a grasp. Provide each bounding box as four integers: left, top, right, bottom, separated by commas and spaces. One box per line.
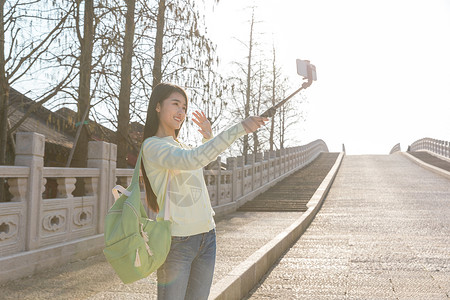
408, 151, 450, 172
237, 152, 340, 212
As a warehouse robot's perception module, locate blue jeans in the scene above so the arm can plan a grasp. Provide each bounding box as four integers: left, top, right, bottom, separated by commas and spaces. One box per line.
157, 228, 216, 300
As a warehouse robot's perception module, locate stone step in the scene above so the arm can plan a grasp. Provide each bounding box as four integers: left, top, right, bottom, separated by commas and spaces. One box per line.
408, 151, 450, 172
238, 152, 339, 212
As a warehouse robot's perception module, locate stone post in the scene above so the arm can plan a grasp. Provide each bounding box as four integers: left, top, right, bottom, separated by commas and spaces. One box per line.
269, 150, 276, 181
270, 150, 276, 158
109, 143, 117, 210
263, 151, 269, 183
15, 132, 45, 251
276, 150, 281, 176
216, 156, 221, 204
291, 148, 294, 170
246, 153, 255, 191
281, 148, 286, 175
303, 145, 307, 166
255, 152, 263, 188
226, 157, 237, 202
285, 148, 289, 172
236, 155, 244, 198
87, 141, 116, 234
445, 141, 449, 158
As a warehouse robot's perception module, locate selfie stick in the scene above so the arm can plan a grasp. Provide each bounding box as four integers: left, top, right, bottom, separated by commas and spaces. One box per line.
260, 59, 317, 118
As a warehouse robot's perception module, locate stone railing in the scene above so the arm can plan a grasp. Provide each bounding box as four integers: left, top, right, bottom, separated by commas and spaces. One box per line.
389, 143, 401, 154
409, 138, 450, 158
122, 139, 329, 218
0, 131, 328, 282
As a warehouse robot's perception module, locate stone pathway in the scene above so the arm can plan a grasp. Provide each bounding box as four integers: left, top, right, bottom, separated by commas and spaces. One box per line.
245, 154, 450, 299
0, 211, 300, 299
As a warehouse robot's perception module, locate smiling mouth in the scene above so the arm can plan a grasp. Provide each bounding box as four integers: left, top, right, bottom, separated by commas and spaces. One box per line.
174, 117, 182, 122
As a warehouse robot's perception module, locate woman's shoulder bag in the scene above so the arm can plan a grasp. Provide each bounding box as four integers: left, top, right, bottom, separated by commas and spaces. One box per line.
103, 144, 172, 284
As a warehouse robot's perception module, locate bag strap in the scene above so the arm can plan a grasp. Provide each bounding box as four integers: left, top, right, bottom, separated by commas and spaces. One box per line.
130, 144, 144, 187
111, 145, 143, 201
112, 185, 130, 201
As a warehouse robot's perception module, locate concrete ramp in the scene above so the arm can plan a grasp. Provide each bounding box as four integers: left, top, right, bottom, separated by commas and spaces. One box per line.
246, 154, 450, 299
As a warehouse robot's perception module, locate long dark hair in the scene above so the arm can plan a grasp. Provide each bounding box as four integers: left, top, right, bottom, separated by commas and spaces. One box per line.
141, 83, 188, 213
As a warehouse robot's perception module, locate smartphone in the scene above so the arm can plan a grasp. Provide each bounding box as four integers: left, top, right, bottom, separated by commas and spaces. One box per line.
296, 59, 317, 81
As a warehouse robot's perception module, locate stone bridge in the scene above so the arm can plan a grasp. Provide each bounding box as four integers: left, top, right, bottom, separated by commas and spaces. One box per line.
0, 134, 449, 299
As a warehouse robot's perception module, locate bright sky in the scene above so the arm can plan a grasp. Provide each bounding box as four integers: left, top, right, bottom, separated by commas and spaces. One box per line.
206, 0, 450, 154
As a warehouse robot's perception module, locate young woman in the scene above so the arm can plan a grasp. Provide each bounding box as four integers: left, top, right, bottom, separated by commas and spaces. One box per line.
141, 82, 268, 300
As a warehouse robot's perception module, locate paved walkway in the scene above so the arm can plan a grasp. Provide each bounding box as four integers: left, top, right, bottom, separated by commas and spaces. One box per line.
0, 211, 301, 299
245, 154, 450, 299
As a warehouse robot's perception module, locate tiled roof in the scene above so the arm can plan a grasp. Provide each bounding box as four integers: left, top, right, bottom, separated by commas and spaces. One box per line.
9, 88, 75, 148
8, 88, 146, 149
9, 107, 74, 148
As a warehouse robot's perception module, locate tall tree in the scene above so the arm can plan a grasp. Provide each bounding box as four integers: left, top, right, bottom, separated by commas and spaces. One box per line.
0, 1, 75, 166
0, 0, 9, 202
116, 0, 136, 169
0, 0, 7, 166
269, 44, 278, 151
267, 44, 300, 151
70, 0, 95, 168
252, 61, 266, 154
152, 0, 166, 87
268, 45, 305, 150
227, 9, 262, 159
243, 10, 255, 162
277, 81, 305, 149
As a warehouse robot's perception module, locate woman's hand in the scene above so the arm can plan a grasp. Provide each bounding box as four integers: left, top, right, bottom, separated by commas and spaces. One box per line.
241, 116, 269, 134
192, 110, 212, 139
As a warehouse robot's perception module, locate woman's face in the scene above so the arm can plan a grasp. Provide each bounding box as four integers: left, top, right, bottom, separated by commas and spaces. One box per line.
156, 92, 187, 131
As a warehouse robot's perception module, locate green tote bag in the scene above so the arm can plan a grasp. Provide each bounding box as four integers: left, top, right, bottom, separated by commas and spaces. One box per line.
103, 144, 172, 284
